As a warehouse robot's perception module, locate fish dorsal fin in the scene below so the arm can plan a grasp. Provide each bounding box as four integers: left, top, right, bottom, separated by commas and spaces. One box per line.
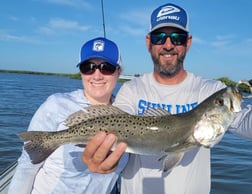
143, 107, 171, 117
64, 105, 128, 127
64, 110, 92, 127
85, 105, 128, 116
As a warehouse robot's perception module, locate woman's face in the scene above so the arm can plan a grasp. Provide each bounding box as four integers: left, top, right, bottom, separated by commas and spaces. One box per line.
80, 58, 121, 105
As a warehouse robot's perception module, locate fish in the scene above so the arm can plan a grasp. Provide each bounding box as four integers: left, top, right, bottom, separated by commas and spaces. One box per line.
18, 86, 242, 172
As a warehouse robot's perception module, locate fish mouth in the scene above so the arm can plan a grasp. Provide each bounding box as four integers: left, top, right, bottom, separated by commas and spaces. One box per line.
227, 87, 242, 113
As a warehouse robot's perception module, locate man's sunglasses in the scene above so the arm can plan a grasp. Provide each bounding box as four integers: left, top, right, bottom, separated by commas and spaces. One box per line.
150, 32, 188, 46
79, 61, 119, 75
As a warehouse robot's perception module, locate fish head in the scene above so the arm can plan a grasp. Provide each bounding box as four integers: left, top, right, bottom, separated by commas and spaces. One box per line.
193, 87, 242, 148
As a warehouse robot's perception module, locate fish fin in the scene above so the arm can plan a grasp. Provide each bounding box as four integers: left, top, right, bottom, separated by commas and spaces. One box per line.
64, 110, 93, 127
86, 105, 128, 116
160, 152, 184, 172
18, 131, 60, 164
65, 105, 128, 127
75, 144, 86, 148
143, 107, 171, 117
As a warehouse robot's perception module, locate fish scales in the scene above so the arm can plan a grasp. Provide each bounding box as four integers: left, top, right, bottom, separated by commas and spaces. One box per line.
18, 87, 242, 171
66, 113, 194, 153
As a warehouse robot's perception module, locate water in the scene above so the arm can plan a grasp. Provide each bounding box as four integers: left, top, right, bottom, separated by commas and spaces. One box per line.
0, 72, 251, 193
0, 73, 80, 170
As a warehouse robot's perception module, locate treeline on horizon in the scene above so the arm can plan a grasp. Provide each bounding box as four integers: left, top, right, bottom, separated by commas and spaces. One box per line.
0, 69, 250, 93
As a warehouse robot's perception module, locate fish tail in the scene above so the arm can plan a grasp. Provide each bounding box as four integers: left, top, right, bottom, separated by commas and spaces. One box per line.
18, 131, 60, 164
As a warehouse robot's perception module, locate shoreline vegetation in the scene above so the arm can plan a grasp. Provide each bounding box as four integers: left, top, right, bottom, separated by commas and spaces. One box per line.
0, 69, 250, 93
0, 69, 130, 83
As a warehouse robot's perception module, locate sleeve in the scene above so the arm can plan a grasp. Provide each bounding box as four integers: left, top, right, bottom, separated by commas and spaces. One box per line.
7, 150, 43, 194
228, 104, 252, 139
113, 81, 138, 115
7, 95, 64, 194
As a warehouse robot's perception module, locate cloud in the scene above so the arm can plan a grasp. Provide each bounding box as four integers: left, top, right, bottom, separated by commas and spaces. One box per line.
246, 38, 252, 43
192, 36, 206, 44
8, 16, 19, 21
117, 9, 150, 36
215, 34, 235, 41
210, 34, 235, 48
49, 18, 89, 30
120, 25, 145, 36
44, 0, 92, 9
119, 10, 149, 27
211, 40, 231, 48
38, 18, 90, 35
0, 30, 41, 43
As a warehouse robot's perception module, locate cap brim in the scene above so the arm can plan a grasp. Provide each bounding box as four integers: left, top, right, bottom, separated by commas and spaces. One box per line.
76, 55, 119, 67
150, 23, 189, 33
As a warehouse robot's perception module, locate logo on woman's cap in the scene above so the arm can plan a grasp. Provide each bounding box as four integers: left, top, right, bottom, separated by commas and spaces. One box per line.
93, 40, 105, 52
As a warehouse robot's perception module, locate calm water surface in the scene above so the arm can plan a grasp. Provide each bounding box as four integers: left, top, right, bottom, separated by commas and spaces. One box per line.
0, 72, 251, 193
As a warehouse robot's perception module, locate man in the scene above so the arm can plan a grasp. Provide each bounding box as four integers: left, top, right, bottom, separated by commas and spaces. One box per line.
83, 3, 252, 193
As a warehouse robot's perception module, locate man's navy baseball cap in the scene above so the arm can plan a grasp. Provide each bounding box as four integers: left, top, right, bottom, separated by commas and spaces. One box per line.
149, 3, 189, 33
77, 37, 121, 67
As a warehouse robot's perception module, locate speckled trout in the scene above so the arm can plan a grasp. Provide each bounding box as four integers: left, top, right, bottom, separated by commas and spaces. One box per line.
18, 87, 242, 171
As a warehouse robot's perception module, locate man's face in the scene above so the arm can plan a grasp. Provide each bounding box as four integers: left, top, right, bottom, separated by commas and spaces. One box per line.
147, 27, 191, 78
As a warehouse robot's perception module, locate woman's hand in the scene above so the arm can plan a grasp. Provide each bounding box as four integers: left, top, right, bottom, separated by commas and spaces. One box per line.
82, 131, 127, 173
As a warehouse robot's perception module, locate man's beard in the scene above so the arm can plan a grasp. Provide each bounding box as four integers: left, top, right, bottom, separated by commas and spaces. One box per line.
151, 53, 186, 78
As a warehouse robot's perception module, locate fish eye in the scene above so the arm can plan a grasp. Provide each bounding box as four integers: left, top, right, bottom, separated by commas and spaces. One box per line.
215, 98, 224, 106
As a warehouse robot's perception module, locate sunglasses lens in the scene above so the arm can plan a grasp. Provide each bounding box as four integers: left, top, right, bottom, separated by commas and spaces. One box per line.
79, 62, 117, 75
150, 32, 188, 45
100, 63, 117, 75
170, 33, 188, 45
150, 33, 167, 45
79, 62, 96, 75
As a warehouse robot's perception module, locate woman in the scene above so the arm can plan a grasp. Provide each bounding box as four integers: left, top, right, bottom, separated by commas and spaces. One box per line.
8, 37, 128, 194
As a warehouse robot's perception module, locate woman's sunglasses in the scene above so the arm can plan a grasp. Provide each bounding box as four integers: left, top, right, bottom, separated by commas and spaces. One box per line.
150, 32, 188, 46
79, 61, 119, 75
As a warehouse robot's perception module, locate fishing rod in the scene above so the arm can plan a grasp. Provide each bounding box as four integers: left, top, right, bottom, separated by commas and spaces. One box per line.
101, 0, 106, 38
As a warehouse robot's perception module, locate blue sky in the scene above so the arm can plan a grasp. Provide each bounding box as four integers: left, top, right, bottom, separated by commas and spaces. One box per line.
0, 0, 251, 82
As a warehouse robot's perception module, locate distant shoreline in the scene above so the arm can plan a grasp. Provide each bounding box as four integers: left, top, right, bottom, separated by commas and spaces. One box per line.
0, 69, 129, 82
0, 69, 75, 77
0, 69, 250, 93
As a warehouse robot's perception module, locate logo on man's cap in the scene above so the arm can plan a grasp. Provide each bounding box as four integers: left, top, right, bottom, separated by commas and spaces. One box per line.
93, 40, 104, 52
157, 5, 180, 18
150, 3, 189, 33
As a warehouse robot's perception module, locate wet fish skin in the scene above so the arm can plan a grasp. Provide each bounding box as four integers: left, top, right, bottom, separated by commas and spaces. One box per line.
18, 87, 242, 171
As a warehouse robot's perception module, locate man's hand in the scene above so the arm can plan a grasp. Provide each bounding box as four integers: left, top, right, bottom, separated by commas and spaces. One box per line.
82, 131, 127, 174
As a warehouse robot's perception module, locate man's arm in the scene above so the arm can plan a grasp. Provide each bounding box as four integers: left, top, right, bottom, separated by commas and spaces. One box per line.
229, 104, 252, 139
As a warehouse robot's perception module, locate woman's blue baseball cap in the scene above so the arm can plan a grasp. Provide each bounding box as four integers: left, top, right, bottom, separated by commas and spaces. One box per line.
76, 37, 122, 67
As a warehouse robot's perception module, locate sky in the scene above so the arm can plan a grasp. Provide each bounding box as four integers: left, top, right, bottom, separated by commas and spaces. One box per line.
0, 0, 252, 82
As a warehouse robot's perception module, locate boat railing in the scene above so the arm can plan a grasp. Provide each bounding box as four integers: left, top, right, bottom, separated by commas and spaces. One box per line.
0, 160, 18, 194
